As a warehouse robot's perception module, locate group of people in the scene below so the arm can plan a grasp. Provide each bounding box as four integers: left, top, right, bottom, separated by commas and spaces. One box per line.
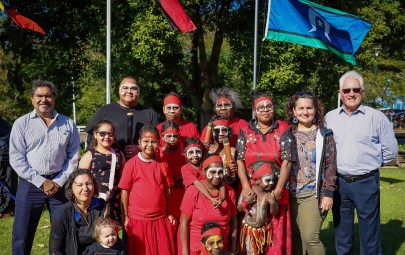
6, 70, 397, 255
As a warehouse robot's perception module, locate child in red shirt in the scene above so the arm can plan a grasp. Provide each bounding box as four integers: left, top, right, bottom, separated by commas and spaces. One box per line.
181, 137, 224, 207
119, 125, 175, 255
158, 121, 188, 254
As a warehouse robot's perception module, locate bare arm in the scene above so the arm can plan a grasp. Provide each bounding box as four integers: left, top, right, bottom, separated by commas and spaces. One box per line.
237, 159, 253, 197
180, 213, 191, 255
121, 189, 129, 229
273, 160, 292, 201
193, 180, 221, 206
229, 215, 238, 253
78, 151, 92, 169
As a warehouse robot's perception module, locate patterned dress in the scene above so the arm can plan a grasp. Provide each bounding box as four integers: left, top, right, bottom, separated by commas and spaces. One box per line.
236, 119, 292, 255
89, 148, 123, 222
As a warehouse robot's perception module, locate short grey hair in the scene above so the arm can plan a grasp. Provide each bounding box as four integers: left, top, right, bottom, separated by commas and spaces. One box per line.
339, 70, 364, 90
210, 87, 243, 110
30, 80, 57, 97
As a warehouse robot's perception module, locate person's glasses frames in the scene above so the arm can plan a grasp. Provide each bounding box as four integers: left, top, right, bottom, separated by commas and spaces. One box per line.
341, 88, 362, 94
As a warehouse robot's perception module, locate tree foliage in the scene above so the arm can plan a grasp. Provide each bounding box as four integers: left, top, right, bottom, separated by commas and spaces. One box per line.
0, 0, 404, 127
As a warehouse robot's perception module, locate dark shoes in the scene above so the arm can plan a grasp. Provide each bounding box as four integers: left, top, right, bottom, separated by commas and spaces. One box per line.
0, 211, 14, 218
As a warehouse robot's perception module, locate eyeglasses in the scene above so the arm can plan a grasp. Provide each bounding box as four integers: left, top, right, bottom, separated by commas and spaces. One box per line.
341, 88, 362, 94
296, 91, 313, 96
255, 104, 273, 113
96, 131, 115, 137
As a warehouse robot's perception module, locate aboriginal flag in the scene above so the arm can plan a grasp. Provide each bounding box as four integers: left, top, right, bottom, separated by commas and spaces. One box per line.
156, 0, 196, 33
0, 1, 45, 35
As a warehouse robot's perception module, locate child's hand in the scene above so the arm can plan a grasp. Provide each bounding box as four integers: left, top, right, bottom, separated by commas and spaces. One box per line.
228, 161, 238, 176
167, 214, 176, 225
123, 216, 129, 231
202, 141, 210, 150
245, 191, 256, 205
211, 197, 223, 208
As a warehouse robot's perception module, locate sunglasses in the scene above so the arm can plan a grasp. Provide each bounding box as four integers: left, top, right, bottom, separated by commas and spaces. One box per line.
341, 88, 362, 94
296, 91, 313, 96
96, 131, 115, 137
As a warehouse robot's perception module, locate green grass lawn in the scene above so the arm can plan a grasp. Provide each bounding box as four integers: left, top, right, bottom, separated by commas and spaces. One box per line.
1, 168, 405, 254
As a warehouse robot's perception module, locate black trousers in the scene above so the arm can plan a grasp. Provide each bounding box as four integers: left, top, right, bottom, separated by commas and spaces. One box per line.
0, 158, 18, 214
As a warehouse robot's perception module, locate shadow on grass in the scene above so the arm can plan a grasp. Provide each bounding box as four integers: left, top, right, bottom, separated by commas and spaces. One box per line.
380, 177, 404, 184
321, 219, 405, 255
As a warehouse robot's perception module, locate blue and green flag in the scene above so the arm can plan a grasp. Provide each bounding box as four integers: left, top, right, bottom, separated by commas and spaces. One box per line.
265, 0, 371, 65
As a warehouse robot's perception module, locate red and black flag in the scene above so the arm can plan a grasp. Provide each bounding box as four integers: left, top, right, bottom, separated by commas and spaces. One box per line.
156, 0, 196, 33
0, 1, 46, 35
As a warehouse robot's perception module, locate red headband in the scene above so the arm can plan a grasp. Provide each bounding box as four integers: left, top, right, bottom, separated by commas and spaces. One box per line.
141, 135, 158, 140
164, 95, 182, 107
212, 119, 229, 127
215, 97, 232, 105
251, 164, 273, 180
202, 155, 223, 170
254, 96, 273, 109
161, 130, 179, 136
201, 227, 222, 238
184, 143, 203, 152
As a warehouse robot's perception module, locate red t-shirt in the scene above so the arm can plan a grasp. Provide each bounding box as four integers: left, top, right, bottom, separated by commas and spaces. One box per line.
156, 119, 200, 147
200, 117, 248, 147
181, 162, 203, 188
180, 183, 236, 253
158, 148, 187, 218
118, 155, 172, 220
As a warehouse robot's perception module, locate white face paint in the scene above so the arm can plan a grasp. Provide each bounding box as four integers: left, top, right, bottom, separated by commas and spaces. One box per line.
164, 104, 180, 114
186, 147, 202, 160
163, 133, 179, 142
119, 83, 140, 94
215, 100, 232, 110
255, 100, 274, 114
261, 175, 274, 186
141, 138, 158, 146
212, 125, 229, 136
206, 167, 224, 180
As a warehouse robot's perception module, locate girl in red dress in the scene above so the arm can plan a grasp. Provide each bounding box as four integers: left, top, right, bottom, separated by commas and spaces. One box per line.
158, 120, 188, 254
119, 125, 175, 255
180, 155, 237, 255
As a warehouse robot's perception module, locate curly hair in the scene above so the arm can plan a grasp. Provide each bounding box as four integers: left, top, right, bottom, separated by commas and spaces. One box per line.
210, 87, 243, 110
64, 169, 99, 202
285, 92, 324, 128
30, 80, 57, 97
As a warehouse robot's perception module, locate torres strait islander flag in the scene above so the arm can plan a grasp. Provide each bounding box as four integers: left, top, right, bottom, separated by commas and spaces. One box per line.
157, 0, 196, 33
265, 0, 371, 65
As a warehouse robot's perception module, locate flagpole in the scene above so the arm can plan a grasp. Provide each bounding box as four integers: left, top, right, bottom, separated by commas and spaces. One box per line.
106, 0, 111, 104
253, 0, 259, 92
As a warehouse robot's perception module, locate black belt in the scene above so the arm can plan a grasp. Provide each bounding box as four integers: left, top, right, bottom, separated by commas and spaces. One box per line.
337, 169, 378, 183
41, 172, 59, 179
